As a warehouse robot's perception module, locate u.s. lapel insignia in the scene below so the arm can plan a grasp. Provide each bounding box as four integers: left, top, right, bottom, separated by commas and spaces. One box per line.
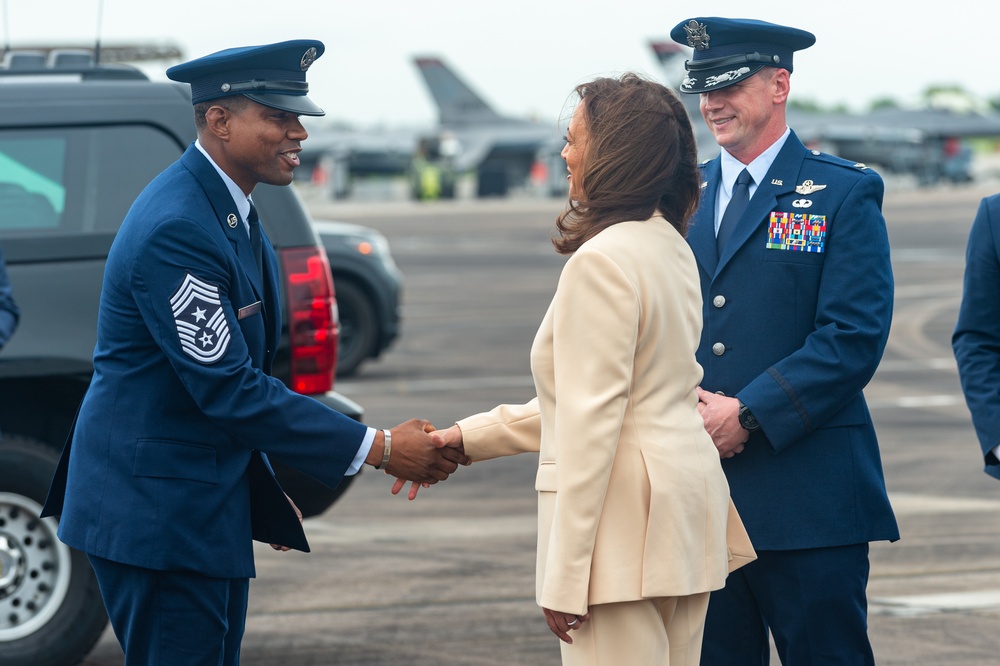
795, 179, 827, 195
227, 214, 238, 229
771, 179, 783, 186
792, 199, 812, 208
701, 181, 708, 189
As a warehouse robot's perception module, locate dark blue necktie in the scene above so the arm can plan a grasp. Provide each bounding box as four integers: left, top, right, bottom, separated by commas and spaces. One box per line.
247, 200, 263, 279
717, 168, 753, 255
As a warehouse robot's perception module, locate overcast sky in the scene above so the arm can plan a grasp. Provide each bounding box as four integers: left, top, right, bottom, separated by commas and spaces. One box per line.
5, 0, 996, 130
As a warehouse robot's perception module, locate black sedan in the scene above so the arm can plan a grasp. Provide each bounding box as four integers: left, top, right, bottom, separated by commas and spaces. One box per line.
314, 220, 403, 376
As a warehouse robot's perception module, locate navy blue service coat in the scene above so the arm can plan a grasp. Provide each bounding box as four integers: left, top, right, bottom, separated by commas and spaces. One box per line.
43, 145, 368, 579
954, 193, 1000, 480
688, 131, 899, 550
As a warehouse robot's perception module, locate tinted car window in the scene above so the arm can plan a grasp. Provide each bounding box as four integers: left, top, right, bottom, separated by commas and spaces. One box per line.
0, 125, 182, 256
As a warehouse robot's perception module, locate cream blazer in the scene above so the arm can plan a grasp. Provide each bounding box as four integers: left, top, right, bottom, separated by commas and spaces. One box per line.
457, 216, 754, 616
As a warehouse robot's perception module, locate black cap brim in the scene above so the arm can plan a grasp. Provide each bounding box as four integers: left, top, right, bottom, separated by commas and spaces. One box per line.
680, 62, 766, 94
245, 92, 325, 116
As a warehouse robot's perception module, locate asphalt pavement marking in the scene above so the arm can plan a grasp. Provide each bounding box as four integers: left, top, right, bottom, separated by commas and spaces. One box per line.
888, 492, 1000, 515
304, 514, 536, 545
870, 590, 1000, 616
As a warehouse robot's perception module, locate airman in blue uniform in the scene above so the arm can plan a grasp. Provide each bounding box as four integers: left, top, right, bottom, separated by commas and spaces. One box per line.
671, 17, 898, 664
41, 40, 464, 665
954, 194, 1000, 479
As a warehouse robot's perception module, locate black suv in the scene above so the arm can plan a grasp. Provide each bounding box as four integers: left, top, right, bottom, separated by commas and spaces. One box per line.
315, 219, 402, 376
0, 57, 367, 665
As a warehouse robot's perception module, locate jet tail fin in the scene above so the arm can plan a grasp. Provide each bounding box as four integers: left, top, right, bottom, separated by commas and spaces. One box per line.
649, 40, 687, 68
413, 56, 509, 126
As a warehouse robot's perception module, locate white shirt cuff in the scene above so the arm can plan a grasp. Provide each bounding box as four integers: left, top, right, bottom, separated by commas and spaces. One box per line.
346, 427, 377, 475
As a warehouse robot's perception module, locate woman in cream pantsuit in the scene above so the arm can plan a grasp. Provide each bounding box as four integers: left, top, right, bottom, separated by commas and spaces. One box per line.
397, 74, 753, 664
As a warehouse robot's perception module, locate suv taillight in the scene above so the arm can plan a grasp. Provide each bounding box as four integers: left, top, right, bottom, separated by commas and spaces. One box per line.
281, 246, 338, 394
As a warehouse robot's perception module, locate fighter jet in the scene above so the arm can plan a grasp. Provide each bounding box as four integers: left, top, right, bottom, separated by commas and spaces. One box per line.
411, 56, 564, 197
295, 122, 420, 199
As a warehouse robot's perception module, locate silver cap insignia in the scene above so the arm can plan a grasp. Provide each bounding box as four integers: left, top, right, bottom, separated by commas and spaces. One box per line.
684, 20, 710, 51
300, 47, 317, 71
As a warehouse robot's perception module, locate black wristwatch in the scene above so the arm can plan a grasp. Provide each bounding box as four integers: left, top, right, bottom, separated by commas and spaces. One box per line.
738, 400, 760, 433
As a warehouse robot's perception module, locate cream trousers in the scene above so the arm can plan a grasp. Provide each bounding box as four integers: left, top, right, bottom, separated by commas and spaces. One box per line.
559, 593, 711, 665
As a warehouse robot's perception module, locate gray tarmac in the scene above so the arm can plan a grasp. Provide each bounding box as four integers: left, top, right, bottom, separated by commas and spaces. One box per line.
84, 181, 1000, 665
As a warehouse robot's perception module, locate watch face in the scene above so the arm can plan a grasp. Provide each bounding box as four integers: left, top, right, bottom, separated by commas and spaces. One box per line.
739, 405, 759, 431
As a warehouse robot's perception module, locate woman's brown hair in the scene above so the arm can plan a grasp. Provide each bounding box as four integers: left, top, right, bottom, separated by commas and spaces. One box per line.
553, 73, 701, 254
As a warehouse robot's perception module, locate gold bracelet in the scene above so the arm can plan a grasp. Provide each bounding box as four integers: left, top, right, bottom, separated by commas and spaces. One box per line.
379, 428, 391, 471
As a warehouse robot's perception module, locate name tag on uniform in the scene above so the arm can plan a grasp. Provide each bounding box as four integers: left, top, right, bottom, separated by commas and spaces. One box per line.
238, 301, 262, 320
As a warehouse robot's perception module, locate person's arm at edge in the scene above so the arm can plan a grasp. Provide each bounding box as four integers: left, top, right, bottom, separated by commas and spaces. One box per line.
953, 195, 1000, 475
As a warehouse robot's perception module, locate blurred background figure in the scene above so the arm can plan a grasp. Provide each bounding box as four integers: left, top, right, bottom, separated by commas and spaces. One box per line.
0, 243, 19, 351
953, 193, 1000, 480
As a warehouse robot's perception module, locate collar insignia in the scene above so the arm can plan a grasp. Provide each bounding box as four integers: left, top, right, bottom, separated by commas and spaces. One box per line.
771, 179, 783, 186
227, 214, 238, 228
684, 20, 710, 51
795, 179, 827, 195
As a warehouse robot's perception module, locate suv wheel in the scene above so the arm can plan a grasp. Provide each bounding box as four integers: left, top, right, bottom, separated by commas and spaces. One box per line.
0, 435, 108, 666
335, 279, 377, 377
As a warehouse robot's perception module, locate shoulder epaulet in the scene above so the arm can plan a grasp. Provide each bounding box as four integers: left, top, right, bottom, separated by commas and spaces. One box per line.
804, 149, 878, 175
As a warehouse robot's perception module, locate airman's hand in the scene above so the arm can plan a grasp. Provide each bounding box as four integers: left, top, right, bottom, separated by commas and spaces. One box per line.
270, 493, 303, 552
697, 388, 749, 459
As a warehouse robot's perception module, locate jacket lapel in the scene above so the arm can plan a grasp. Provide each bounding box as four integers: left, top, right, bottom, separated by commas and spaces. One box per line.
689, 160, 721, 276
180, 146, 266, 301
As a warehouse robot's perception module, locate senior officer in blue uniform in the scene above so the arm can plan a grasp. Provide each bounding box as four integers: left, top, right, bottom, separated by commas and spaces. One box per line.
670, 18, 898, 664
954, 194, 1000, 479
42, 40, 465, 665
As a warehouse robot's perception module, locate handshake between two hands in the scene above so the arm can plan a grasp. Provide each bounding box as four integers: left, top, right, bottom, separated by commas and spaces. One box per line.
368, 420, 467, 500
270, 420, 463, 552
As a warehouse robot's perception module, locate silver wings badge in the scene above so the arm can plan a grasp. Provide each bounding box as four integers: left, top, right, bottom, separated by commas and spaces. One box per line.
795, 179, 827, 195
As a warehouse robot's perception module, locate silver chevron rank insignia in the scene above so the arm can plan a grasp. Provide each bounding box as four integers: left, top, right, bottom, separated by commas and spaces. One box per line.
171, 273, 231, 364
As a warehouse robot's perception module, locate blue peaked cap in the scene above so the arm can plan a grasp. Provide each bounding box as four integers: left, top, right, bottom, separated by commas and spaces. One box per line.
669, 17, 815, 94
166, 39, 326, 116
